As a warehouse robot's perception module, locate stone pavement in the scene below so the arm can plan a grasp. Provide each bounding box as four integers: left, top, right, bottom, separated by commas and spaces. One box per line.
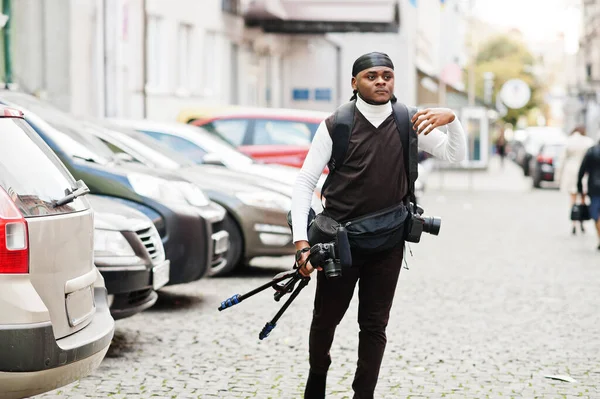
37, 158, 600, 399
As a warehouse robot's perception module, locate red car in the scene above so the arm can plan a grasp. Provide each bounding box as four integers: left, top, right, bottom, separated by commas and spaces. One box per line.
178, 106, 331, 170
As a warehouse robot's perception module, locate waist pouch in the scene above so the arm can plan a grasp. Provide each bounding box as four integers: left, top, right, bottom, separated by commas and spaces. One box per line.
308, 203, 409, 254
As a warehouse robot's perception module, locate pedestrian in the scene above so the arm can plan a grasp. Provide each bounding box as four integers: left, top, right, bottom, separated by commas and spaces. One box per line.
576, 137, 600, 250
556, 126, 595, 235
495, 127, 507, 168
290, 52, 467, 399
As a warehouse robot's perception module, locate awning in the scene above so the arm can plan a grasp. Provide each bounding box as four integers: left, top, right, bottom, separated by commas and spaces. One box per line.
244, 0, 400, 34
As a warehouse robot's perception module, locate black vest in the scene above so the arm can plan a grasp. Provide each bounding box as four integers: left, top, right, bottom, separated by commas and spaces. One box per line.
322, 108, 409, 223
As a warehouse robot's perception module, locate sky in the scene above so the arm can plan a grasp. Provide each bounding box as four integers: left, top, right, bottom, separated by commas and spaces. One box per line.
471, 0, 581, 53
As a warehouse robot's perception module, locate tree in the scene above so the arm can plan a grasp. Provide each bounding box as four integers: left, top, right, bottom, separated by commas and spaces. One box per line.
473, 34, 547, 126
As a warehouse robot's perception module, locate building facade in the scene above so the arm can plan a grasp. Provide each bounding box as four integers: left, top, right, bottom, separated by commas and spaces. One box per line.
568, 0, 600, 138
8, 0, 466, 121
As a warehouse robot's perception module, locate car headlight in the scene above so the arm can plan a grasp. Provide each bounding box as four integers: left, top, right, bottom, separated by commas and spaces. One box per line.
94, 229, 135, 257
128, 173, 209, 207
236, 192, 292, 211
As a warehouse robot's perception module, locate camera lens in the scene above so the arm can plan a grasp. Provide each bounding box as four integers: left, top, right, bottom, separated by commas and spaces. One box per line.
324, 259, 342, 279
422, 216, 441, 236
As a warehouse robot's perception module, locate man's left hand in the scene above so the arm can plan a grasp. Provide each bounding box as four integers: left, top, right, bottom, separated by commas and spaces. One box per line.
412, 108, 456, 135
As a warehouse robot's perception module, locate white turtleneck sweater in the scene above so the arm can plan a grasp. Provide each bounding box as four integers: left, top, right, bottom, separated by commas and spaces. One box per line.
291, 96, 467, 243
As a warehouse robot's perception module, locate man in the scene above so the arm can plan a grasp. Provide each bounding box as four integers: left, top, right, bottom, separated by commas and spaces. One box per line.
291, 52, 466, 399
577, 138, 600, 250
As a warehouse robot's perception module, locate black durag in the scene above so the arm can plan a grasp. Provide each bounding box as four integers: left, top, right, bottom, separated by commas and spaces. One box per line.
352, 52, 394, 77
350, 52, 396, 102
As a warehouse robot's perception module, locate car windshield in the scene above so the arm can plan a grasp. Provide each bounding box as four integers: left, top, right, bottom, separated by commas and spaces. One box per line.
86, 121, 195, 170
525, 128, 566, 152
145, 125, 255, 168
0, 92, 115, 164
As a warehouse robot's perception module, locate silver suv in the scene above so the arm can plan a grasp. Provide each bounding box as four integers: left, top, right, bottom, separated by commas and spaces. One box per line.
0, 108, 114, 398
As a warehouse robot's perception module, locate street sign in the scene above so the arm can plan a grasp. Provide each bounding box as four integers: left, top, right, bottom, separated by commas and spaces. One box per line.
500, 79, 531, 109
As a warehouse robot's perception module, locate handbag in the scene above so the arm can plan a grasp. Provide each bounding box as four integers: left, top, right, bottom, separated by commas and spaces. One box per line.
570, 203, 591, 221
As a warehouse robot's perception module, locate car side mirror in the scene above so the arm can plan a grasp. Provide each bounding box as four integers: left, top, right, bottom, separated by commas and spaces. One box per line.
202, 153, 226, 167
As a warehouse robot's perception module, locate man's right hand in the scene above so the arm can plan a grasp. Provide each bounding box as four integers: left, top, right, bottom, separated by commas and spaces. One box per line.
295, 241, 321, 277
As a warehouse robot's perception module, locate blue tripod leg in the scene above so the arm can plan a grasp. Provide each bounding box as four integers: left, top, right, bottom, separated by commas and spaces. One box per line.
218, 270, 297, 311
259, 276, 311, 340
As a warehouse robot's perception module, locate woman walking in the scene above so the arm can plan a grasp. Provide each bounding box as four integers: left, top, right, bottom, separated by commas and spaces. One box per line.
556, 126, 595, 234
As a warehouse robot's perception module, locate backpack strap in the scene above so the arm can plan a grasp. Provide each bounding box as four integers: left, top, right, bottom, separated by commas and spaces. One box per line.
391, 102, 419, 206
321, 100, 356, 197
328, 100, 356, 173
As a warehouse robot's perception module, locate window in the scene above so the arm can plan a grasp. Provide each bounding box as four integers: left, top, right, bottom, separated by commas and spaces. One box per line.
202, 32, 218, 96
146, 16, 166, 89
0, 119, 87, 216
222, 0, 240, 14
140, 131, 208, 164
209, 119, 249, 146
253, 120, 319, 146
177, 24, 193, 92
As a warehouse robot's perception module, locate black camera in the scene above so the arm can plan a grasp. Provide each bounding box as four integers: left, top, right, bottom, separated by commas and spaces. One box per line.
303, 226, 352, 280
404, 203, 441, 243
309, 242, 342, 279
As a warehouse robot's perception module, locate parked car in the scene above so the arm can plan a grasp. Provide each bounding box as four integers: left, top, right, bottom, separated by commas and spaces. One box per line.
507, 129, 527, 162
177, 105, 330, 169
529, 142, 565, 188
108, 119, 327, 203
0, 106, 114, 398
516, 127, 566, 176
89, 194, 169, 319
0, 91, 229, 286
84, 119, 299, 276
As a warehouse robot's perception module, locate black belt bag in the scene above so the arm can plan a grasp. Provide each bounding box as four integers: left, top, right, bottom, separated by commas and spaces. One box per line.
308, 203, 409, 254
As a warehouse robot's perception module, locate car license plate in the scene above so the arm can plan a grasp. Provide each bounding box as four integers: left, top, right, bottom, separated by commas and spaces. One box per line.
152, 261, 170, 290
66, 285, 95, 327
212, 230, 230, 255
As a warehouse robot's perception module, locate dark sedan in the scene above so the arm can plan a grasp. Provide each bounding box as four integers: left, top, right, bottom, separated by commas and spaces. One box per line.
84, 119, 299, 277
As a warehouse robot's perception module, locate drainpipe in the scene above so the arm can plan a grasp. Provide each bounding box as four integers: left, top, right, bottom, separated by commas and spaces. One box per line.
141, 0, 147, 118
3, 0, 12, 88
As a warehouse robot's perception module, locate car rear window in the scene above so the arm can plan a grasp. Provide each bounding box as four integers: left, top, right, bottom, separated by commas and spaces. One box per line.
253, 119, 318, 146
0, 118, 88, 216
542, 145, 564, 157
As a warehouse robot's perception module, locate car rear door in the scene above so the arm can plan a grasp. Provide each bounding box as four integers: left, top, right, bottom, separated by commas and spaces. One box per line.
0, 116, 96, 339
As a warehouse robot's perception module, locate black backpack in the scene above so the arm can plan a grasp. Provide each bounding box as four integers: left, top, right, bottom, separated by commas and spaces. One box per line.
323, 99, 420, 205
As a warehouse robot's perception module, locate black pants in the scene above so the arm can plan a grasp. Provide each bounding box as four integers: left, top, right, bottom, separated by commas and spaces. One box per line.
308, 245, 404, 399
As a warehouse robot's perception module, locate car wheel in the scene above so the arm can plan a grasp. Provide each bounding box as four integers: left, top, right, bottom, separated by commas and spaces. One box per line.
209, 213, 244, 277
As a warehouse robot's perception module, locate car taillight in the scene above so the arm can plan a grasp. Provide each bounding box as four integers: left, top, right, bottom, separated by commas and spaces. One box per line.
537, 155, 553, 165
0, 188, 29, 273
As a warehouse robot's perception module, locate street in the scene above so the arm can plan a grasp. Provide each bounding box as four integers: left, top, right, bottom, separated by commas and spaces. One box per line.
38, 159, 600, 399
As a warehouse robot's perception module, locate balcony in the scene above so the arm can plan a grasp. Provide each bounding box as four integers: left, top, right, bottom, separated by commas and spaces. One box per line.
243, 0, 400, 34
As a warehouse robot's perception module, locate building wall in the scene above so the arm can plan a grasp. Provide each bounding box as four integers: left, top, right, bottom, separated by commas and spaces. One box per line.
578, 0, 600, 138
12, 0, 71, 110
9, 0, 466, 123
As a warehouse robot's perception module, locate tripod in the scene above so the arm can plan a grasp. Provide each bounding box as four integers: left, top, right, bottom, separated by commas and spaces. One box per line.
218, 268, 311, 340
